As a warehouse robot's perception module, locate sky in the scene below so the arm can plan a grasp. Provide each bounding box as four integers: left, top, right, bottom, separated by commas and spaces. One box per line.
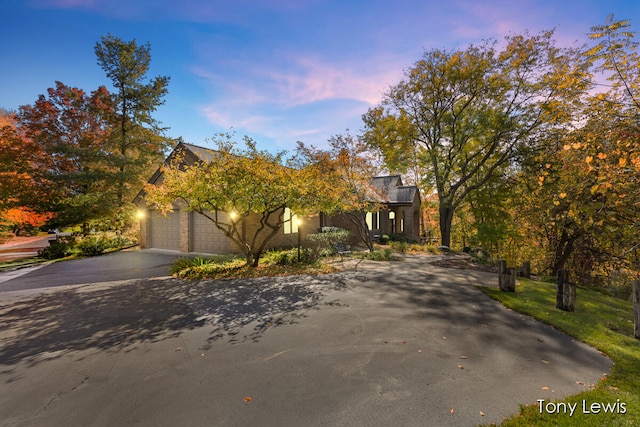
2, 0, 639, 152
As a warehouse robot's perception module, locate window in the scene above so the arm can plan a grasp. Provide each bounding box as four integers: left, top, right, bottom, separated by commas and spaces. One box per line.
366, 212, 379, 230
389, 211, 396, 234
284, 207, 298, 234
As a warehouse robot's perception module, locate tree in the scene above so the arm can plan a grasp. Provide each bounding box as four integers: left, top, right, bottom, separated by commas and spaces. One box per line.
508, 16, 640, 282
95, 34, 171, 221
363, 31, 589, 248
293, 133, 383, 251
145, 135, 322, 267
0, 108, 43, 212
542, 16, 640, 281
0, 207, 53, 236
16, 82, 114, 227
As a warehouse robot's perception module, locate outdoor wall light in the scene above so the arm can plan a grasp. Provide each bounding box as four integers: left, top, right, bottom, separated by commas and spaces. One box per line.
230, 211, 238, 220
136, 210, 145, 219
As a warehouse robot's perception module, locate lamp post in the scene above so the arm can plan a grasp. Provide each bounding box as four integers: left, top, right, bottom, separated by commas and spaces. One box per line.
297, 218, 302, 261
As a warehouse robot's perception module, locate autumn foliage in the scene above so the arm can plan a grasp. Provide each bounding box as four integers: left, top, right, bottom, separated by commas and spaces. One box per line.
1, 207, 53, 236
0, 34, 169, 234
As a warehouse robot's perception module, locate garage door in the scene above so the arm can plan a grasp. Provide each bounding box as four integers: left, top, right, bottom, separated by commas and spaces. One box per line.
148, 209, 181, 250
191, 211, 231, 254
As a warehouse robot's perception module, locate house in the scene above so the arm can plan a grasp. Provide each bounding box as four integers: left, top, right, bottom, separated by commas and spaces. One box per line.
321, 175, 422, 242
135, 142, 421, 255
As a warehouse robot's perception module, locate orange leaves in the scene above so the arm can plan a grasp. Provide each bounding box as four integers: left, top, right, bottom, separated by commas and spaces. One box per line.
1, 207, 54, 235
619, 157, 627, 168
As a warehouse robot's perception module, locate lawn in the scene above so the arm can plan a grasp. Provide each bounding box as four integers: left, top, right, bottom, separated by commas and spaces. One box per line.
481, 278, 640, 426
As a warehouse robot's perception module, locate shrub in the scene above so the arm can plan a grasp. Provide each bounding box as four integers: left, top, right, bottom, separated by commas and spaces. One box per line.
390, 240, 408, 254
304, 228, 354, 259
75, 236, 111, 256
0, 231, 14, 245
38, 236, 76, 259
170, 256, 210, 275
469, 247, 491, 263
388, 234, 416, 243
263, 248, 316, 265
359, 248, 398, 261
174, 258, 246, 279
107, 235, 136, 249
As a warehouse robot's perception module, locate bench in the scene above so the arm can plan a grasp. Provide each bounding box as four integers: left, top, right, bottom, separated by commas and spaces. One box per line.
333, 242, 352, 258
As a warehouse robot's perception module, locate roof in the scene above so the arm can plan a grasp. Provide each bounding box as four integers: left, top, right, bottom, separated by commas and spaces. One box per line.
180, 143, 219, 163
136, 143, 420, 206
370, 175, 419, 205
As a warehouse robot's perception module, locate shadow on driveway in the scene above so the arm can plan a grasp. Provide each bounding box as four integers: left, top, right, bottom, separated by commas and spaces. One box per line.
0, 274, 349, 366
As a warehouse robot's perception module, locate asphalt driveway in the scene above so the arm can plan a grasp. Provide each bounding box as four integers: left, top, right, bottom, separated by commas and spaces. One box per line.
0, 248, 178, 293
0, 255, 612, 426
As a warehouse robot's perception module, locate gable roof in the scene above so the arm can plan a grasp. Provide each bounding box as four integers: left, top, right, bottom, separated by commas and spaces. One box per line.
180, 142, 218, 163
133, 142, 209, 203
370, 175, 420, 205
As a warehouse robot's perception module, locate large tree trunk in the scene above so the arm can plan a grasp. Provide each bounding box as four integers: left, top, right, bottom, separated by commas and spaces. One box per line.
439, 204, 454, 248
551, 229, 576, 276
345, 211, 373, 251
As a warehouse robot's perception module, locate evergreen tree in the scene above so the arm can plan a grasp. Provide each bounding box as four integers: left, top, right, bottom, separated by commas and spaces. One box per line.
95, 34, 172, 227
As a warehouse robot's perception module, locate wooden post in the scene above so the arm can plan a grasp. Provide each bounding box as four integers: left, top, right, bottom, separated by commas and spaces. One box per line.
498, 260, 506, 275
633, 280, 640, 340
498, 260, 506, 291
556, 270, 566, 310
519, 261, 531, 278
498, 260, 516, 292
556, 270, 575, 312
563, 278, 576, 312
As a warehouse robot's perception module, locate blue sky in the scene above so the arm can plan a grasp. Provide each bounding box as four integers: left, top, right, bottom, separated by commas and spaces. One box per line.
2, 0, 639, 152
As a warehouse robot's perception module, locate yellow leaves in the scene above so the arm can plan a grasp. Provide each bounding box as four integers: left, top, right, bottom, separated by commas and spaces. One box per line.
553, 192, 567, 205
585, 156, 593, 164
563, 143, 581, 151
597, 152, 607, 160
619, 157, 627, 167
538, 176, 545, 186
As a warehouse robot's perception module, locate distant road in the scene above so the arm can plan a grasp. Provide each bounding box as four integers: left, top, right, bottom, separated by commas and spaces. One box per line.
0, 235, 54, 262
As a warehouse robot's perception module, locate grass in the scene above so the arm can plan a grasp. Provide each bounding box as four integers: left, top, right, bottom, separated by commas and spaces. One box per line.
480, 278, 640, 426
0, 256, 56, 272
